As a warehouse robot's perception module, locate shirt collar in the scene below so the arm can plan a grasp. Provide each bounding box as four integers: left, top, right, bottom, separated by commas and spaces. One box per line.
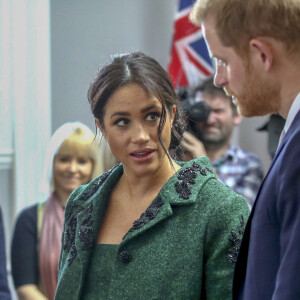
284, 92, 300, 133
213, 145, 235, 165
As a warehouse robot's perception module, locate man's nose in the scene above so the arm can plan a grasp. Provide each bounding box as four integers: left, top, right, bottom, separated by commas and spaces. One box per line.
206, 111, 217, 124
214, 66, 228, 87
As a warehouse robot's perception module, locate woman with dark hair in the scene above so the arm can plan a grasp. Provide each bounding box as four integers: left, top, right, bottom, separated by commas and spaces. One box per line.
55, 52, 249, 299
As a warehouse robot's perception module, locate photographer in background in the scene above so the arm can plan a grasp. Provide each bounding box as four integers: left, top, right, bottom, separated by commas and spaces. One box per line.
181, 77, 263, 208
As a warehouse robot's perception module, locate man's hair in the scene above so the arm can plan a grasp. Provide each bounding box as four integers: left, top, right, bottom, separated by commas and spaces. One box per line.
190, 0, 300, 58
193, 77, 238, 115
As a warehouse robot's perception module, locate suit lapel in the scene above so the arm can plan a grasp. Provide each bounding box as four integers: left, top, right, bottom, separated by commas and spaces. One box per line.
234, 112, 300, 298
122, 159, 215, 244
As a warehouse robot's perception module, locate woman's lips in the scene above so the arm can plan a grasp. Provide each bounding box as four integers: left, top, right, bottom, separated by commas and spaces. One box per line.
130, 149, 155, 162
64, 176, 80, 182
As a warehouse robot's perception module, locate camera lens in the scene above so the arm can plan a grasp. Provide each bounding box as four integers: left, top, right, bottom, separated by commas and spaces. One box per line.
188, 101, 211, 123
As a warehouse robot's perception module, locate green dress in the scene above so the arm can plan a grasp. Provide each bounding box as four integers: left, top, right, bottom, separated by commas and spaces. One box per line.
55, 157, 250, 300
82, 244, 118, 299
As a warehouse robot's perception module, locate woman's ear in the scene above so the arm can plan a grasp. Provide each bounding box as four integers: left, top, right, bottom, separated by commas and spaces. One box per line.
171, 105, 177, 125
95, 119, 105, 136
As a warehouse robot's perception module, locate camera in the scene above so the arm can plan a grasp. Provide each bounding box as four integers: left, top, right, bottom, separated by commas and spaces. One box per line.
177, 86, 211, 123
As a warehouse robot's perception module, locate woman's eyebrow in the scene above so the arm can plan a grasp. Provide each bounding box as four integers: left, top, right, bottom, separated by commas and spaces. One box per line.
109, 111, 130, 119
110, 105, 161, 118
141, 104, 161, 113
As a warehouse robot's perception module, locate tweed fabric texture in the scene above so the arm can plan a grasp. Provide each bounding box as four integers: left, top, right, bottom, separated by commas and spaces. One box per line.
55, 157, 249, 300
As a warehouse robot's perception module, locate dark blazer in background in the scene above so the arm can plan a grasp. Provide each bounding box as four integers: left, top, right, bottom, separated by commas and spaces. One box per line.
233, 111, 300, 299
0, 207, 11, 300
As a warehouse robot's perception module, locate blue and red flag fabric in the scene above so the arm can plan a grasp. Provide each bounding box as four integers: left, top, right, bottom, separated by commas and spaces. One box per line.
168, 0, 214, 88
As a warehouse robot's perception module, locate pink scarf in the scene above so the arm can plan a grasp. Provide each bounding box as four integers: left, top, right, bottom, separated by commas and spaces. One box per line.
39, 193, 64, 300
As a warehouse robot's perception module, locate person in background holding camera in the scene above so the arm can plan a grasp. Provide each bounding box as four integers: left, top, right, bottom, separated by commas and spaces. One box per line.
181, 77, 264, 208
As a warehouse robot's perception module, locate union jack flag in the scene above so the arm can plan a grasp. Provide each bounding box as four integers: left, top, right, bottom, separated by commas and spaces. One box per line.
168, 0, 214, 88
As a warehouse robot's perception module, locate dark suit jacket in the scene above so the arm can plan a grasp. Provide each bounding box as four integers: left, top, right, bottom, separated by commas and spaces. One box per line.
0, 208, 11, 300
233, 110, 300, 299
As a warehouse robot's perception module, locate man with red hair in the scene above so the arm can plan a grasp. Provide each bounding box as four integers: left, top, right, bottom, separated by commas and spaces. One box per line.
190, 0, 300, 299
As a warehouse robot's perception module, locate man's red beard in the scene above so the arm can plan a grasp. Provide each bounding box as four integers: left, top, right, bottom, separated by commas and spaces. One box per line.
222, 67, 280, 117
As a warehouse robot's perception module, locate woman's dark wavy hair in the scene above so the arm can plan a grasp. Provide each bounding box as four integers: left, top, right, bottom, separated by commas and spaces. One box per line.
87, 51, 186, 161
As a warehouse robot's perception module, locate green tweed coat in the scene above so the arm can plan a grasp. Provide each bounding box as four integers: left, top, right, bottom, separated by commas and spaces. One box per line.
55, 157, 249, 300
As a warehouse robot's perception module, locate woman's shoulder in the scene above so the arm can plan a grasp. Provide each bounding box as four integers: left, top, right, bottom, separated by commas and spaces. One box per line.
175, 157, 249, 214
15, 203, 39, 223
159, 157, 216, 204
12, 203, 40, 239
65, 164, 122, 208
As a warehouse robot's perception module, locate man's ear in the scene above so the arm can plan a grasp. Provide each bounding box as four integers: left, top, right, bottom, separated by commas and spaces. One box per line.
95, 119, 105, 136
249, 37, 274, 71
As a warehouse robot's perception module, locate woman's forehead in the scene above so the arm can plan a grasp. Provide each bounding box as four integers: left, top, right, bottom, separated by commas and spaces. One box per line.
57, 140, 91, 157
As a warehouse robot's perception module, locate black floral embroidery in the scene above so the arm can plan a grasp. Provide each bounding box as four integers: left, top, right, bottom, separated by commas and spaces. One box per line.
68, 245, 77, 265
63, 204, 95, 265
175, 180, 192, 199
178, 168, 197, 183
175, 162, 213, 199
79, 204, 95, 250
80, 166, 116, 200
63, 206, 84, 265
123, 196, 164, 239
228, 215, 245, 264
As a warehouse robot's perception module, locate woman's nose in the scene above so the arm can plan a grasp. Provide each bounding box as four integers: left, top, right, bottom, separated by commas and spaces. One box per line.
131, 124, 150, 144
68, 161, 78, 172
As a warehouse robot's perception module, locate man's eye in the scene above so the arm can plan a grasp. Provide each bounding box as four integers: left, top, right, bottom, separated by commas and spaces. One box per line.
146, 112, 160, 121
213, 57, 227, 67
214, 109, 224, 114
215, 58, 227, 67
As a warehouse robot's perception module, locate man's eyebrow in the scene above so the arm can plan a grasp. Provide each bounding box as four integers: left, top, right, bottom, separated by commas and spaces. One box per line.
212, 54, 226, 62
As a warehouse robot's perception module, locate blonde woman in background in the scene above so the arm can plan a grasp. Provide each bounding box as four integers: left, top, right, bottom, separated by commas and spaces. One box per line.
11, 122, 116, 300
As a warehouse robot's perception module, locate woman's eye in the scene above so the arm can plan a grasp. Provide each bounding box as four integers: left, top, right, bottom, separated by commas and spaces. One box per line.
146, 112, 160, 121
78, 158, 89, 164
115, 118, 129, 126
58, 156, 70, 163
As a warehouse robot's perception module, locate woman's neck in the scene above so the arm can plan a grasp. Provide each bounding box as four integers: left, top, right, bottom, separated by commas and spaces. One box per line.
54, 189, 71, 208
121, 159, 181, 201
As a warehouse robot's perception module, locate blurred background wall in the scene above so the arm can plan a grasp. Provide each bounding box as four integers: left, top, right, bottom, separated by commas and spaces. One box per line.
1, 1, 271, 298
50, 0, 270, 170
